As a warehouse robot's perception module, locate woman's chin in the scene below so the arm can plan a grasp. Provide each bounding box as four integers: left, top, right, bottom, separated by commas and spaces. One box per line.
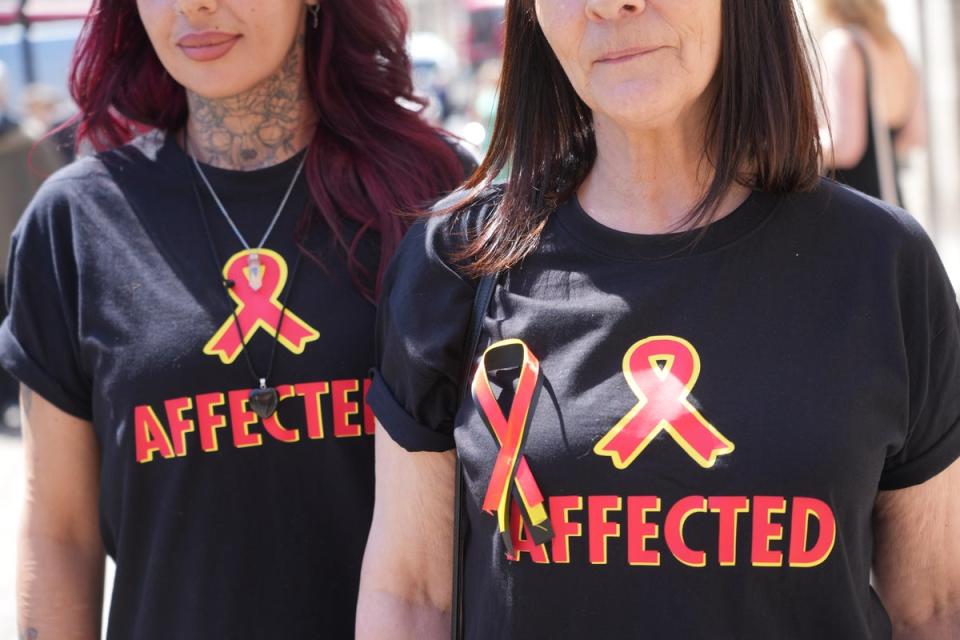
177, 75, 267, 102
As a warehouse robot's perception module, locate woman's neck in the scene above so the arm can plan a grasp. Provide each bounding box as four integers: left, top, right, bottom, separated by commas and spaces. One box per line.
185, 36, 315, 171
578, 112, 749, 235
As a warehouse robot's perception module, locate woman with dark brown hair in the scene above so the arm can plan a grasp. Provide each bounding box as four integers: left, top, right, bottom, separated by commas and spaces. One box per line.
358, 1, 960, 638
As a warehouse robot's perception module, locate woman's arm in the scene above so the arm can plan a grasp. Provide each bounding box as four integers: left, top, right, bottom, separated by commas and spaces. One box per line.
357, 423, 456, 640
818, 29, 870, 169
873, 457, 960, 638
893, 69, 927, 154
17, 385, 104, 640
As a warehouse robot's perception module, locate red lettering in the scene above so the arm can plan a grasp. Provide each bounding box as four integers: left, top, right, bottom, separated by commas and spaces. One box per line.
163, 396, 195, 457
332, 379, 362, 438
709, 496, 749, 567
228, 389, 262, 448
664, 495, 707, 567
495, 493, 835, 569
296, 382, 329, 439
751, 496, 787, 567
627, 496, 661, 566
549, 496, 583, 564
588, 495, 622, 564
262, 385, 300, 443
788, 497, 837, 567
196, 392, 228, 452
508, 502, 549, 563
134, 405, 174, 463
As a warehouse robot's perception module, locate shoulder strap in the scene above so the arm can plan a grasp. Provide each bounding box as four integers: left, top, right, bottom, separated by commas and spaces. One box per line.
451, 272, 497, 640
460, 274, 498, 392
848, 28, 900, 205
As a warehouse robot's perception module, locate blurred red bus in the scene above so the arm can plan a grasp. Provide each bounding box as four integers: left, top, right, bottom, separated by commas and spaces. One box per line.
465, 0, 505, 67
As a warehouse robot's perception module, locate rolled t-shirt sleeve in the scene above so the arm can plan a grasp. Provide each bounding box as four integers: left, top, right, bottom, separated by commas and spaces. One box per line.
0, 180, 92, 420
880, 229, 960, 490
368, 215, 476, 452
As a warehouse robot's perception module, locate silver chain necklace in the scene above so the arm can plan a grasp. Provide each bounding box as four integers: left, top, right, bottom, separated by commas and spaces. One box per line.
189, 145, 307, 291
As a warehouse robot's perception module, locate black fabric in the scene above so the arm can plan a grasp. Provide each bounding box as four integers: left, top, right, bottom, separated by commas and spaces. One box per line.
453, 272, 497, 640
1, 131, 395, 639
369, 179, 960, 639
0, 280, 19, 420
832, 35, 902, 205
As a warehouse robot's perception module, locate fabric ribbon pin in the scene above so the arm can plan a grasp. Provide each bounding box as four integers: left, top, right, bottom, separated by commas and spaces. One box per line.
473, 338, 554, 557
204, 249, 320, 365
594, 336, 734, 469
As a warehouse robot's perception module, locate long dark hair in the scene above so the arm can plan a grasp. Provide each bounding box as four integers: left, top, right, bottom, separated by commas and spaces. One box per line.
454, 0, 822, 276
69, 1, 465, 299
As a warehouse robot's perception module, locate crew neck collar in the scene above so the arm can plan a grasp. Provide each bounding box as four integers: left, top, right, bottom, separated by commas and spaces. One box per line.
160, 131, 309, 195
554, 189, 783, 261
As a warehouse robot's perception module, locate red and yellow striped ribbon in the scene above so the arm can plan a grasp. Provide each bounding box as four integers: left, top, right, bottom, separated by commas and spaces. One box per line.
472, 339, 553, 556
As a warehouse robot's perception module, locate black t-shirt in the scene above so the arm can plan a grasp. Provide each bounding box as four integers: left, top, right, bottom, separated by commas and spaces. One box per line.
368, 180, 960, 639
0, 131, 473, 639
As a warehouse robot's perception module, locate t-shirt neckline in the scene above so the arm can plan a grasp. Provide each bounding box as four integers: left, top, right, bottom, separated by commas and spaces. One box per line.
555, 188, 783, 261
159, 131, 309, 195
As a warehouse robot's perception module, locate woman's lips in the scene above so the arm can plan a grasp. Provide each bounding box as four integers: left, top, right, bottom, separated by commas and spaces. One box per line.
177, 32, 242, 62
596, 46, 665, 65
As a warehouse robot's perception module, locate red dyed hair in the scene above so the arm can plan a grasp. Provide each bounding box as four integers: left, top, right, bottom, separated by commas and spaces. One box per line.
69, 1, 466, 298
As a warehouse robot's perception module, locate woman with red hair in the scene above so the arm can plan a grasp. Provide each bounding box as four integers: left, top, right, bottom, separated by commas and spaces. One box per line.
2, 1, 471, 638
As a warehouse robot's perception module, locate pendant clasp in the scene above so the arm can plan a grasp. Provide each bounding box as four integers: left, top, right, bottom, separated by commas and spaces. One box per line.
247, 252, 263, 291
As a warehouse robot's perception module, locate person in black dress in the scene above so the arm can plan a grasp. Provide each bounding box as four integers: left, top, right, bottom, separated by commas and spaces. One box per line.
816, 0, 926, 204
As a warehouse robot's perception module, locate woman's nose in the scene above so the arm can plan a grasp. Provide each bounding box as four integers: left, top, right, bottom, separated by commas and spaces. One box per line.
585, 0, 647, 22
174, 0, 220, 19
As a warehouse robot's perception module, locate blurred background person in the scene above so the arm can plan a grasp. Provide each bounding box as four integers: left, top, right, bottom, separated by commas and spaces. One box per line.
404, 0, 506, 153
463, 57, 501, 153
408, 30, 459, 125
0, 61, 64, 433
815, 0, 926, 205
20, 82, 77, 163
20, 83, 62, 138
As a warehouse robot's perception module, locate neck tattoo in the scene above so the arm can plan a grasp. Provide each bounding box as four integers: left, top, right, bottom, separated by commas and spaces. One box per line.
186, 35, 314, 171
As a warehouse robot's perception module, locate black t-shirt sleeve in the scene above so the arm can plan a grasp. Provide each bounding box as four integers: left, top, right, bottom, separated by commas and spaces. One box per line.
367, 213, 477, 452
0, 177, 92, 420
879, 227, 960, 490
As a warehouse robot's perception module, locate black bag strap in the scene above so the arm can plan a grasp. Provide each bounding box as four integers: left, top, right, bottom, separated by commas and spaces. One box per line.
451, 272, 497, 640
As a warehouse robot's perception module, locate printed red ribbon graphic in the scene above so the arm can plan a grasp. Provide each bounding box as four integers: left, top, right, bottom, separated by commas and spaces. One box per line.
473, 339, 553, 556
204, 249, 320, 365
594, 336, 734, 469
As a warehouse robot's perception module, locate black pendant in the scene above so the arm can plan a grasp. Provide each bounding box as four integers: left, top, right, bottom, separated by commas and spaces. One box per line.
249, 386, 279, 419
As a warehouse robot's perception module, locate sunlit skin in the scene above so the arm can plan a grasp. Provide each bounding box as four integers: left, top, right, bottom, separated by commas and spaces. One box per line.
532, 0, 750, 236
138, 0, 309, 100
136, 0, 319, 169
535, 0, 722, 131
